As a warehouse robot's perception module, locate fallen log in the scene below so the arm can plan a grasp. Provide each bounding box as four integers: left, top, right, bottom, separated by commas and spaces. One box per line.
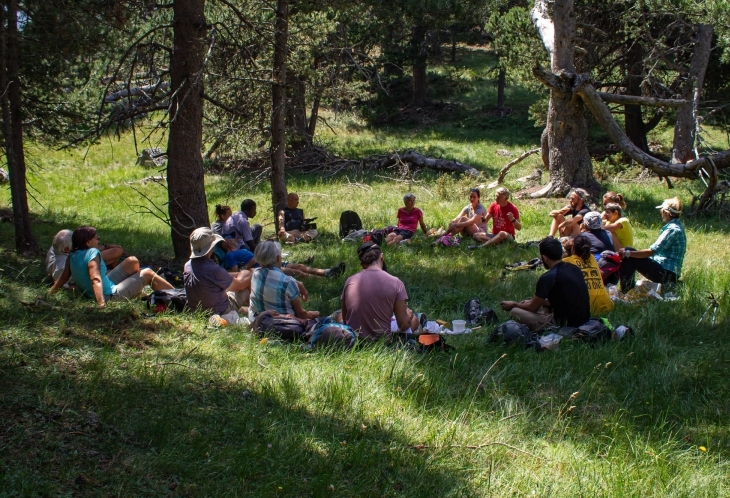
105, 82, 170, 103
488, 148, 540, 187
370, 150, 480, 176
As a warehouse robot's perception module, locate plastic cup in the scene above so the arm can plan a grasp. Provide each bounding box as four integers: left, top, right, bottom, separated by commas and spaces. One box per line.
452, 320, 466, 333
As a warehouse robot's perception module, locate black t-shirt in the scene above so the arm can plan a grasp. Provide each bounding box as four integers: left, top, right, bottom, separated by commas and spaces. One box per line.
567, 206, 590, 219
283, 207, 304, 231
535, 262, 590, 326
580, 230, 615, 254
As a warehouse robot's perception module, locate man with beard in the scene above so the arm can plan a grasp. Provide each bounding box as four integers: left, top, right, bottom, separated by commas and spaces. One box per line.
548, 188, 591, 238
340, 242, 421, 341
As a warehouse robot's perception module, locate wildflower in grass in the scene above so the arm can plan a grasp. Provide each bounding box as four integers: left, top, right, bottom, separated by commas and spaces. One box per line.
699, 446, 707, 452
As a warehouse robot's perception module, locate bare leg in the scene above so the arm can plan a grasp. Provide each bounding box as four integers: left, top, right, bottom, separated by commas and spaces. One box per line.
472, 232, 489, 243
482, 231, 512, 248
101, 246, 124, 269
118, 256, 140, 274
549, 214, 565, 237
140, 268, 173, 290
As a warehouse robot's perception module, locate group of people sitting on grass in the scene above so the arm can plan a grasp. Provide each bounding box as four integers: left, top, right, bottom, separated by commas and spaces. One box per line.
44, 185, 687, 340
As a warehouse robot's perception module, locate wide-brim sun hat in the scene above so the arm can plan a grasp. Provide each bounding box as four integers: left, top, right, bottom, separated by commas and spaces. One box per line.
656, 199, 682, 215
190, 227, 224, 258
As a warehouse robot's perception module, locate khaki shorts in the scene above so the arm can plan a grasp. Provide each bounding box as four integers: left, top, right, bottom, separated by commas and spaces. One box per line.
106, 265, 146, 301
225, 289, 250, 313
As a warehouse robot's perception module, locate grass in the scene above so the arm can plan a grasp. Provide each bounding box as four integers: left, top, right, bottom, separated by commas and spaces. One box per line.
1, 46, 730, 496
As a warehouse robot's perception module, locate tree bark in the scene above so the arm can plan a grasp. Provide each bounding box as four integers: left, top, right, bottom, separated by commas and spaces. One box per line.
672, 24, 713, 164
167, 0, 210, 260
286, 73, 308, 151
624, 42, 648, 153
496, 67, 506, 113
270, 0, 289, 220
1, 0, 37, 255
533, 0, 599, 196
411, 26, 428, 107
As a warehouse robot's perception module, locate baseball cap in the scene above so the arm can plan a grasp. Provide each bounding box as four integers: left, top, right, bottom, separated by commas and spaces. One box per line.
656, 198, 682, 215
190, 227, 224, 258
583, 211, 602, 230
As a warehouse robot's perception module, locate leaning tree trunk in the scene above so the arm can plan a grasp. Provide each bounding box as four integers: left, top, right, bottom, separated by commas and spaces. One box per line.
1, 0, 37, 255
167, 0, 210, 260
496, 66, 506, 114
270, 0, 289, 221
411, 25, 428, 107
534, 0, 599, 197
672, 24, 713, 164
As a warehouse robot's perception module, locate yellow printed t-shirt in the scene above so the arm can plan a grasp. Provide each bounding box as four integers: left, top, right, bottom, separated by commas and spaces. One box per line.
562, 255, 614, 316
613, 217, 634, 248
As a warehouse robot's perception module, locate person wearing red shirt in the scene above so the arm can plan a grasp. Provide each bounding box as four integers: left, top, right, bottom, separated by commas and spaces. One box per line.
472, 187, 521, 249
385, 193, 428, 246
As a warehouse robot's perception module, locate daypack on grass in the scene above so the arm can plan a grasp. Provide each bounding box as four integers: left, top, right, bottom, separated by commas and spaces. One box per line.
369, 226, 397, 245
251, 311, 315, 341
143, 288, 188, 313
307, 318, 357, 349
339, 210, 363, 238
598, 251, 622, 284
434, 234, 460, 247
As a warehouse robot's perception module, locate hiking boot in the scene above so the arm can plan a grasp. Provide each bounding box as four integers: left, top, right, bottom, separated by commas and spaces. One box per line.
326, 262, 346, 278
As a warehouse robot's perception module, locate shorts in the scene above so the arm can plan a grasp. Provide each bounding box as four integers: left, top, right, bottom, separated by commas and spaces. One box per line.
106, 265, 146, 301
394, 229, 415, 239
225, 289, 250, 313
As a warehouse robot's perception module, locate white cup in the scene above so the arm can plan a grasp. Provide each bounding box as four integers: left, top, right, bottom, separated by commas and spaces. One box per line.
452, 320, 466, 333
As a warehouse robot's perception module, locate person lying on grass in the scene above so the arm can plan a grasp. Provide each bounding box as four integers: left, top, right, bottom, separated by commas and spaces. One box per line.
445, 187, 487, 238
601, 202, 633, 250
183, 227, 252, 315
500, 237, 590, 331
49, 226, 173, 308
618, 197, 686, 293
548, 188, 591, 238
470, 187, 521, 249
384, 193, 428, 246
277, 192, 318, 244
248, 241, 320, 320
562, 235, 614, 316
340, 242, 423, 341
212, 238, 345, 278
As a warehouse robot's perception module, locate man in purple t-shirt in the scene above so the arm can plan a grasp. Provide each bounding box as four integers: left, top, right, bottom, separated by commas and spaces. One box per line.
184, 227, 251, 315
223, 199, 263, 252
341, 242, 420, 341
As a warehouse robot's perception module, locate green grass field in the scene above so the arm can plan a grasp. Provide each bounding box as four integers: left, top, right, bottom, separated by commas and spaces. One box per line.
1, 47, 729, 496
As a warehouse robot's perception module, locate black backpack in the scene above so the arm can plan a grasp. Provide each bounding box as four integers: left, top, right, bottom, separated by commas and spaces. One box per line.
339, 210, 363, 238
251, 311, 315, 341
143, 288, 188, 312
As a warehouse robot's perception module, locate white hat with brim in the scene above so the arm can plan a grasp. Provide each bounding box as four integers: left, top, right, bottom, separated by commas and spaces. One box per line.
190, 227, 224, 258
656, 201, 681, 215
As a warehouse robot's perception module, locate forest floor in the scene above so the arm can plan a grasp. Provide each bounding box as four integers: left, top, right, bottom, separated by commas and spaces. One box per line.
1, 46, 729, 496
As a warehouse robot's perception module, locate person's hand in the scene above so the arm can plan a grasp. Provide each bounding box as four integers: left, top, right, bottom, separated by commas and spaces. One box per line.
601, 211, 608, 220
506, 212, 515, 221
307, 311, 320, 319
278, 228, 286, 236
297, 281, 308, 301
500, 301, 516, 311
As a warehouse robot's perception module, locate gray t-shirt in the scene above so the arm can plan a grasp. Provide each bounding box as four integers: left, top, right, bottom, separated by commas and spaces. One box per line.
461, 203, 487, 232
223, 211, 253, 249
46, 247, 71, 284
184, 257, 233, 314
341, 268, 408, 341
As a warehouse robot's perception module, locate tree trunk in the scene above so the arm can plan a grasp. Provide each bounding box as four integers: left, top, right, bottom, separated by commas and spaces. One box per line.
450, 31, 457, 63
496, 67, 506, 113
270, 0, 289, 220
287, 73, 308, 151
672, 24, 713, 164
1, 0, 37, 255
540, 0, 599, 196
411, 26, 428, 107
307, 82, 323, 139
167, 0, 210, 260
624, 42, 648, 153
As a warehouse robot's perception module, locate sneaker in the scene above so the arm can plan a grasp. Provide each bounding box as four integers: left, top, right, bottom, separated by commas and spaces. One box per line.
468, 244, 480, 250
326, 262, 346, 278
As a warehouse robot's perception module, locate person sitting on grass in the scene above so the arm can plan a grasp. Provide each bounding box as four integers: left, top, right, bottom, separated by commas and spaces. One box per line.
46, 229, 73, 284
575, 211, 615, 258
49, 226, 173, 308
384, 193, 428, 246
471, 187, 521, 249
549, 188, 591, 238
445, 188, 487, 238
341, 242, 423, 341
211, 204, 232, 236
562, 235, 614, 316
277, 192, 318, 244
618, 197, 686, 293
224, 199, 262, 252
500, 237, 590, 330
601, 202, 633, 250
248, 241, 320, 320
183, 227, 251, 315
602, 191, 627, 211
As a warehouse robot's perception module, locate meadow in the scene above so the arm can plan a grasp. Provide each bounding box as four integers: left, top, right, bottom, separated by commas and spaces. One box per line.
1, 47, 729, 496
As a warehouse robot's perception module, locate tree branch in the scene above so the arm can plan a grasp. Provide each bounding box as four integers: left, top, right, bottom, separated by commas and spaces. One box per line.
597, 92, 687, 108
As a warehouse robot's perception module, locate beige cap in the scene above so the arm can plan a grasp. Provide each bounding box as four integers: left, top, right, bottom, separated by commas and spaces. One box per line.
656, 197, 682, 216
190, 227, 223, 258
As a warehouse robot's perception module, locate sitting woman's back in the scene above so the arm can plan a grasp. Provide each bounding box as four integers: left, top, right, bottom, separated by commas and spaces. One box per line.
563, 235, 614, 316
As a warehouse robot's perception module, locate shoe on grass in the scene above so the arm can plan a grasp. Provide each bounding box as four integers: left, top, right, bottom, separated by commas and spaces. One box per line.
325, 261, 346, 278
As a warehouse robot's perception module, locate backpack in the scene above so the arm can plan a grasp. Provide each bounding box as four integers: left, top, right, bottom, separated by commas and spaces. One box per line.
307, 318, 357, 349
158, 267, 184, 288
489, 320, 540, 349
339, 210, 363, 238
434, 234, 460, 247
416, 333, 454, 352
598, 251, 622, 283
251, 311, 315, 341
143, 288, 188, 313
369, 226, 397, 245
